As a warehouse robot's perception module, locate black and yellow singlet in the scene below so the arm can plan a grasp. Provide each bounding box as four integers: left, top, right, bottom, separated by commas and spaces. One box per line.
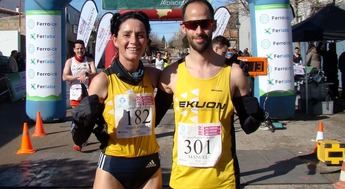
170, 62, 235, 189
103, 68, 159, 158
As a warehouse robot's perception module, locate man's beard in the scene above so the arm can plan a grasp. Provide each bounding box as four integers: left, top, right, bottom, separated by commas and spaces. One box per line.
188, 34, 212, 53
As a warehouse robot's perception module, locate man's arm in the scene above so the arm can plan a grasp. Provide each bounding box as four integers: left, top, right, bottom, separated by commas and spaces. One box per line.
145, 66, 161, 89
88, 58, 97, 78
144, 66, 172, 125
155, 62, 177, 125
231, 66, 265, 134
62, 59, 77, 81
231, 65, 250, 98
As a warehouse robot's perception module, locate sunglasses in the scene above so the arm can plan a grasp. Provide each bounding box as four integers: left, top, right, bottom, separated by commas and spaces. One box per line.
182, 19, 215, 30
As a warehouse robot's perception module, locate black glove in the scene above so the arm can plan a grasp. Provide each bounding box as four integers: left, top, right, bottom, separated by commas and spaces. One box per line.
233, 96, 265, 134
93, 116, 108, 149
71, 95, 107, 147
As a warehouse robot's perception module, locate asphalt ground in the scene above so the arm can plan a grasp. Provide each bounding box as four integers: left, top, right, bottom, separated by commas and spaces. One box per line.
0, 99, 344, 188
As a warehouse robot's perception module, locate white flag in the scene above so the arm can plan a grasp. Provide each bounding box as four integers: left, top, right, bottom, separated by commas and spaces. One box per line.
77, 0, 98, 45
95, 12, 113, 67
213, 6, 231, 39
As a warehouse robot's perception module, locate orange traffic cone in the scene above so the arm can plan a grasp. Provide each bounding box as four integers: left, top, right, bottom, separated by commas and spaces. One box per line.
313, 121, 325, 153
17, 122, 36, 154
32, 112, 46, 137
340, 159, 345, 181
315, 121, 324, 141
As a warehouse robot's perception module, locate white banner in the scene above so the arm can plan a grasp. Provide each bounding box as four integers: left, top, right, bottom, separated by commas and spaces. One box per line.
254, 4, 294, 94
212, 6, 231, 39
77, 0, 98, 45
26, 10, 62, 100
95, 12, 113, 67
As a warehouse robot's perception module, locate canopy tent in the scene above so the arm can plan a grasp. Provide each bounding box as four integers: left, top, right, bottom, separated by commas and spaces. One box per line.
292, 5, 345, 42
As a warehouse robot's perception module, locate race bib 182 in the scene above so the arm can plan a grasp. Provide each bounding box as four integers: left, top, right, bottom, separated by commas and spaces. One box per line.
115, 92, 154, 138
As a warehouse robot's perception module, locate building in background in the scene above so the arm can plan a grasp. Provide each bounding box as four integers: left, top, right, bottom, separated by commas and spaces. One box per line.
222, 3, 241, 50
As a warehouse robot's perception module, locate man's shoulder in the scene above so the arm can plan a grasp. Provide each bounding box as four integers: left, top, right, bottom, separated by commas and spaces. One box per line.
161, 58, 183, 78
67, 56, 74, 61
9, 57, 16, 62
65, 57, 73, 64
230, 63, 246, 78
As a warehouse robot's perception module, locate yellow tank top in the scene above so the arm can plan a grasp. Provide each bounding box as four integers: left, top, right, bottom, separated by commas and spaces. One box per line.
103, 68, 159, 157
170, 62, 235, 189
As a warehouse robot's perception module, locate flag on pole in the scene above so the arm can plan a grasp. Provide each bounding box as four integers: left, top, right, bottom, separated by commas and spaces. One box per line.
77, 0, 98, 45
213, 6, 231, 39
95, 12, 113, 67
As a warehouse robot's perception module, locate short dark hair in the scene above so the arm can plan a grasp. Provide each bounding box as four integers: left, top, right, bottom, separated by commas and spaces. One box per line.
11, 50, 18, 56
110, 11, 151, 38
212, 36, 229, 47
182, 0, 214, 20
74, 39, 85, 47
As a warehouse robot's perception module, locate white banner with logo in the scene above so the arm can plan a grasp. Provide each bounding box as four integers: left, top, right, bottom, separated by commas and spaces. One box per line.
95, 12, 113, 67
26, 10, 62, 100
213, 6, 231, 39
77, 0, 98, 45
254, 4, 294, 95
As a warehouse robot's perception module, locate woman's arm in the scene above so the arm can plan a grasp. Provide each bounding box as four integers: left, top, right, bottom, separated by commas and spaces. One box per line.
88, 72, 108, 103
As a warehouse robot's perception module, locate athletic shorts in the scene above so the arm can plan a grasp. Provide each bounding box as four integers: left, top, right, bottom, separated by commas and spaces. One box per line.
97, 152, 160, 189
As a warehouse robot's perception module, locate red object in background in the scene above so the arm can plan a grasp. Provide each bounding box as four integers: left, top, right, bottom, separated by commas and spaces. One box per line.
119, 9, 182, 21
105, 39, 117, 68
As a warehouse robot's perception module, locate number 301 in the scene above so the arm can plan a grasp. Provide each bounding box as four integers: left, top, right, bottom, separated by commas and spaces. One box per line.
184, 139, 210, 154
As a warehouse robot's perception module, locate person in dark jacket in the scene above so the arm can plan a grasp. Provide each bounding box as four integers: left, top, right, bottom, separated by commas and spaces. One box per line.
323, 43, 339, 98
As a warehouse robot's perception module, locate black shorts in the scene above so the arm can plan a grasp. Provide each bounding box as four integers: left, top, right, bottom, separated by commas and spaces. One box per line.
97, 152, 160, 189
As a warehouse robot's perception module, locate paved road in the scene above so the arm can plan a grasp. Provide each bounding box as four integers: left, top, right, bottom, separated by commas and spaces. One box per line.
0, 99, 344, 188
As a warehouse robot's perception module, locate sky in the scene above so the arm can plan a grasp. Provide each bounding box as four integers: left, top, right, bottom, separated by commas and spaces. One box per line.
69, 0, 229, 41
